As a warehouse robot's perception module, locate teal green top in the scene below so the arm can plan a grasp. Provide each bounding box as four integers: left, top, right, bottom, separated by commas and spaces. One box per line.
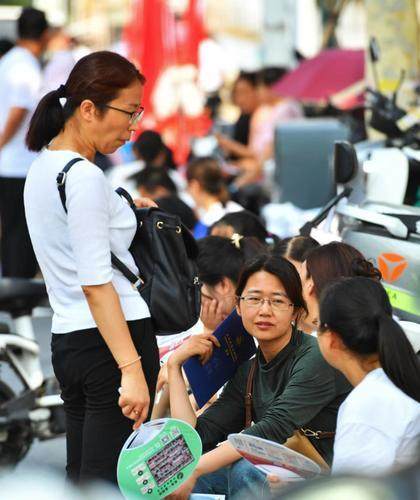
195, 328, 350, 464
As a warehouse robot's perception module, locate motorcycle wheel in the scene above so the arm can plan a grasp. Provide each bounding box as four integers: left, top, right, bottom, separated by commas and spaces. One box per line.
0, 381, 33, 466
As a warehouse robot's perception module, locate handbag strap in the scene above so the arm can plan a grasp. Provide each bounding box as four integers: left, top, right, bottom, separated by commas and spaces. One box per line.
115, 186, 137, 211
300, 428, 335, 440
244, 357, 257, 429
243, 355, 335, 440
56, 159, 144, 290
56, 157, 84, 213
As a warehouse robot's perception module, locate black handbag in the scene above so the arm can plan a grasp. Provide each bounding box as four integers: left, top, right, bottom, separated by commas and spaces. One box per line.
57, 159, 201, 335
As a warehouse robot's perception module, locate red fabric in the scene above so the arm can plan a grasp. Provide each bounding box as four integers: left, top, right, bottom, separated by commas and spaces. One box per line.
273, 49, 365, 106
123, 0, 207, 163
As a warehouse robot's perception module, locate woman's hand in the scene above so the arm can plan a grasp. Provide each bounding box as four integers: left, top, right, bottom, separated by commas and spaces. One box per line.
168, 333, 221, 369
166, 470, 198, 500
200, 295, 225, 332
266, 474, 285, 493
133, 197, 157, 208
215, 132, 234, 153
156, 362, 169, 393
119, 363, 150, 429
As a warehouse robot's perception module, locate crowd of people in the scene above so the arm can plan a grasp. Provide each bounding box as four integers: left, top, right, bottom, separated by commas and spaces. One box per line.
0, 6, 419, 500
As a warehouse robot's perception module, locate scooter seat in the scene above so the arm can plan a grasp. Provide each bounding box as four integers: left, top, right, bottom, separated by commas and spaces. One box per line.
0, 278, 48, 315
362, 202, 420, 234
364, 201, 420, 217
381, 213, 420, 234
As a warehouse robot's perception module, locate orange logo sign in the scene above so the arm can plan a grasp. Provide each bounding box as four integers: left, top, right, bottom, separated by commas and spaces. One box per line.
378, 253, 408, 283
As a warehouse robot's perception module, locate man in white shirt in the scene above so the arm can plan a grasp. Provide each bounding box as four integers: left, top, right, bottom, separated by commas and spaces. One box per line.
0, 7, 49, 277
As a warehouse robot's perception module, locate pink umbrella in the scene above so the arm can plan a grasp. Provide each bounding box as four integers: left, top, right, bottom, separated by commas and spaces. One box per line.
273, 48, 365, 108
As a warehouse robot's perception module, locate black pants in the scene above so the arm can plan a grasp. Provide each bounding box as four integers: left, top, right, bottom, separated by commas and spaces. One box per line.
0, 177, 38, 277
51, 318, 159, 485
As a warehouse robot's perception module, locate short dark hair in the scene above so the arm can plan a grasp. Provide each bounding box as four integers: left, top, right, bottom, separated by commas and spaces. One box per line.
256, 67, 288, 87
18, 8, 49, 40
197, 236, 264, 287
133, 130, 164, 163
236, 71, 258, 87
274, 236, 320, 262
132, 167, 177, 195
236, 254, 307, 318
186, 157, 229, 204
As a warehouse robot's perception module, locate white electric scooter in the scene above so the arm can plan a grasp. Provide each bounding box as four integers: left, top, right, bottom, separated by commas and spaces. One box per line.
0, 278, 64, 466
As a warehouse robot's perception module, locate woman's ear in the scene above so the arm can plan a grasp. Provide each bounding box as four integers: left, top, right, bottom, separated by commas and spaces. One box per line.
79, 99, 97, 122
306, 278, 315, 297
291, 306, 301, 324
326, 330, 346, 353
188, 179, 200, 193
236, 298, 242, 317
220, 276, 235, 296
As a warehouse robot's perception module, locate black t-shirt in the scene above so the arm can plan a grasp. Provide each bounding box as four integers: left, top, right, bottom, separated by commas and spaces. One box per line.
228, 113, 251, 161
233, 113, 251, 146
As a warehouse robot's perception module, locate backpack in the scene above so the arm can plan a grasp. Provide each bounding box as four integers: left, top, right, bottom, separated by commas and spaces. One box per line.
57, 158, 201, 335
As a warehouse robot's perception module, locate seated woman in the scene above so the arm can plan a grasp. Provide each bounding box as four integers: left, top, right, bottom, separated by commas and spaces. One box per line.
318, 277, 420, 476
197, 235, 264, 333
230, 67, 303, 188
167, 254, 350, 499
274, 235, 320, 334
215, 71, 259, 162
274, 235, 320, 278
134, 167, 197, 231
186, 157, 243, 238
152, 235, 263, 418
250, 67, 303, 163
210, 210, 272, 246
301, 242, 381, 332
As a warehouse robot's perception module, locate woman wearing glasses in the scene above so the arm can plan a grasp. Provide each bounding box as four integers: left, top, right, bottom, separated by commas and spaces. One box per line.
23, 51, 159, 484
166, 254, 350, 499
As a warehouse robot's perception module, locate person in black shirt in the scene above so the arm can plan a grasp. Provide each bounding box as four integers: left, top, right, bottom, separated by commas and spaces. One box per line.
216, 71, 258, 161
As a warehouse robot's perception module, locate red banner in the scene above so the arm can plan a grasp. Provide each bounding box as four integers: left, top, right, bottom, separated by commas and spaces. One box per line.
124, 0, 209, 164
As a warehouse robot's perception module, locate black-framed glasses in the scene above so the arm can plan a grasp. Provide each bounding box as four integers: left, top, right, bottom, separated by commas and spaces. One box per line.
238, 296, 294, 311
104, 104, 145, 126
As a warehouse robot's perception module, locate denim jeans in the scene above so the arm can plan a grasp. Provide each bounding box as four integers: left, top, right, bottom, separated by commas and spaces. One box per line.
193, 458, 269, 499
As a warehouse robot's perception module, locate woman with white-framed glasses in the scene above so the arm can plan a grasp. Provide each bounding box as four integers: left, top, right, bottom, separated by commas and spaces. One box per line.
24, 51, 159, 485
166, 254, 350, 500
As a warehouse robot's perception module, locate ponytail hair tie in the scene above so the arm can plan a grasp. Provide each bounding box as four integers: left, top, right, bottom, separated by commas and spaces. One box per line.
56, 84, 67, 108
231, 233, 243, 249
56, 84, 67, 98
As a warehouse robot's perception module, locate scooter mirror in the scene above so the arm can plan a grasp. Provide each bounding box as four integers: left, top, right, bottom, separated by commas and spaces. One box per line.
334, 141, 358, 184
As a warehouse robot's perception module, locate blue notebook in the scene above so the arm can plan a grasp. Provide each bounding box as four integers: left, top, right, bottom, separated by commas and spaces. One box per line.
183, 311, 256, 408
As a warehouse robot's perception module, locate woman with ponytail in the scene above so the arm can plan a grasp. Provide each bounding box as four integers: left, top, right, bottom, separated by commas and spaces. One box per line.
24, 51, 160, 484
318, 277, 420, 475
186, 157, 243, 238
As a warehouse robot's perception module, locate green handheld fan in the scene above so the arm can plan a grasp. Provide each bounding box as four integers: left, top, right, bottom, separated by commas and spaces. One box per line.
117, 418, 202, 499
